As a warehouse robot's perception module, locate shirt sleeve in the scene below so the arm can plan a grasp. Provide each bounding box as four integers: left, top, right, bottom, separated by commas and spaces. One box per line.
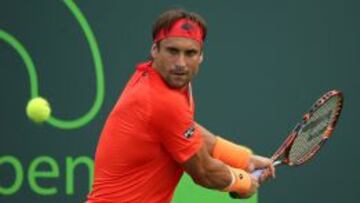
150, 95, 203, 163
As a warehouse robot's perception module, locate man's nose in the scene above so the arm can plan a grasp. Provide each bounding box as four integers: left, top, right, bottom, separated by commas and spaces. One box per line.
175, 53, 186, 67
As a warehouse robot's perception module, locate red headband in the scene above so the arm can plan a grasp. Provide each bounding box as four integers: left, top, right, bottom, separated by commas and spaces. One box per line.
154, 18, 204, 45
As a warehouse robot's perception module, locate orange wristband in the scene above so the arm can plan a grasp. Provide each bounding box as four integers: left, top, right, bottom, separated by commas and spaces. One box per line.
212, 136, 253, 169
223, 167, 252, 194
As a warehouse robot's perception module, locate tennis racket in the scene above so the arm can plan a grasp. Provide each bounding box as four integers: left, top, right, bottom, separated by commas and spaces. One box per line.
230, 90, 344, 198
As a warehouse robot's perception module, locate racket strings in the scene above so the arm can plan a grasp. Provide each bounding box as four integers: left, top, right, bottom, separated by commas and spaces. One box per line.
289, 97, 339, 164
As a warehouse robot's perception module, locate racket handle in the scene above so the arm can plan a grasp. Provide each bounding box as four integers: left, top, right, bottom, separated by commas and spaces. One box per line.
251, 169, 264, 178
251, 160, 281, 178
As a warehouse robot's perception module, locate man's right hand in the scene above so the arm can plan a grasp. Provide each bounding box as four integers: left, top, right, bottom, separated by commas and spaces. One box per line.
247, 155, 276, 183
229, 174, 259, 199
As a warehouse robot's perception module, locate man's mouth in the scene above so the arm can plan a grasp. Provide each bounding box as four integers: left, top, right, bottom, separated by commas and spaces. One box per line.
171, 70, 188, 75
173, 72, 186, 76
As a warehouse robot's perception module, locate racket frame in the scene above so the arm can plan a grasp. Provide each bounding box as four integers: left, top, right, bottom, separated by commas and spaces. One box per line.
230, 90, 343, 198
272, 90, 344, 166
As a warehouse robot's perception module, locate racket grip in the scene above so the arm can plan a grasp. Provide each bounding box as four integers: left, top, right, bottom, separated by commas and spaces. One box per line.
251, 160, 281, 178
251, 169, 264, 178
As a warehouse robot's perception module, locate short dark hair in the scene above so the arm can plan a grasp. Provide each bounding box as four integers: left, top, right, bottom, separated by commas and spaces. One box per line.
152, 8, 207, 43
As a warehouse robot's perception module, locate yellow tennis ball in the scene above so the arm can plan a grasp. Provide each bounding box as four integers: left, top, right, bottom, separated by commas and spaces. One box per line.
26, 97, 51, 123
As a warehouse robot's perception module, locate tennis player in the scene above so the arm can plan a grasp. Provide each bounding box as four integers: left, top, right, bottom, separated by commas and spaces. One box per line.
87, 8, 275, 203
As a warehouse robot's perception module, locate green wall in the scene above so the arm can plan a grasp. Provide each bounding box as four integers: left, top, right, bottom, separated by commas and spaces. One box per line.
1, 0, 359, 202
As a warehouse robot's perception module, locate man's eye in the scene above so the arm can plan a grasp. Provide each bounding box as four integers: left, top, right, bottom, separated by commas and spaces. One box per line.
168, 48, 178, 55
186, 51, 197, 57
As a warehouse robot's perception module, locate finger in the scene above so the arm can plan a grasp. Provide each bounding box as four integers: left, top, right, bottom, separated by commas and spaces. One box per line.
259, 173, 265, 183
259, 168, 274, 183
252, 180, 260, 190
251, 175, 260, 188
255, 181, 259, 189
259, 156, 272, 168
269, 163, 276, 178
247, 162, 255, 172
259, 169, 269, 182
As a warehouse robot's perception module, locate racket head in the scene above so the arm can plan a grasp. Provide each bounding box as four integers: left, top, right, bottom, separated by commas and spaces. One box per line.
272, 90, 344, 166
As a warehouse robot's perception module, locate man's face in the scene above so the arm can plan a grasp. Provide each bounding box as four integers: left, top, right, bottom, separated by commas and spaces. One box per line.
151, 37, 203, 89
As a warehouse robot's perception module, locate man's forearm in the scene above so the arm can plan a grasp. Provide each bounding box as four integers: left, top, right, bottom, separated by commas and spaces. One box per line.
183, 131, 254, 195
196, 122, 253, 170
183, 143, 232, 189
194, 158, 233, 190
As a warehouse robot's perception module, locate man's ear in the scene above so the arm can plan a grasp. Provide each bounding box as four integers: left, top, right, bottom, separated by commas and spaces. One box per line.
151, 43, 158, 59
199, 52, 204, 64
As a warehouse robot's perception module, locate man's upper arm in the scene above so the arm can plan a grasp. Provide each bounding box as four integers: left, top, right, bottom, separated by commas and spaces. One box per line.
195, 123, 216, 154
149, 95, 202, 163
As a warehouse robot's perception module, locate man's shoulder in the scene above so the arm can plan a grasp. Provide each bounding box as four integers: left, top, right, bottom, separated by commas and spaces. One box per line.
148, 85, 189, 118
150, 84, 187, 105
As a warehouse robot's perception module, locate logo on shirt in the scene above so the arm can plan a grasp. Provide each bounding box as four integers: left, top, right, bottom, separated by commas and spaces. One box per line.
184, 125, 195, 139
